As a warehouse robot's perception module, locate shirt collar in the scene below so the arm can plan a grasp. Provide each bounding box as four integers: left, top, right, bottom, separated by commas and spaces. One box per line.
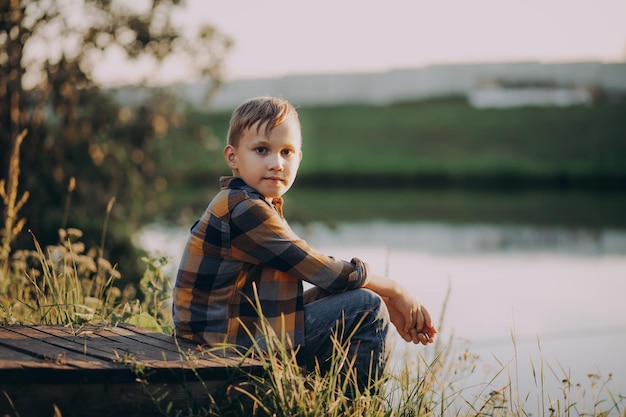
219, 176, 284, 215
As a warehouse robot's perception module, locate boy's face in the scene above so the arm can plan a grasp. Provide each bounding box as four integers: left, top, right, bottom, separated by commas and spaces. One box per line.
224, 116, 302, 201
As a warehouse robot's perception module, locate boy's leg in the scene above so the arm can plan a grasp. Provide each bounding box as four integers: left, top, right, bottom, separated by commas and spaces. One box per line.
303, 288, 391, 392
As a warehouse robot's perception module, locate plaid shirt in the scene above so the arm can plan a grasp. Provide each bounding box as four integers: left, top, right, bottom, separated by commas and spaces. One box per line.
173, 176, 369, 350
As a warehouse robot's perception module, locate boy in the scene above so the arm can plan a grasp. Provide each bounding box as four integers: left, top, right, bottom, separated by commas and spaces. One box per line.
173, 96, 436, 388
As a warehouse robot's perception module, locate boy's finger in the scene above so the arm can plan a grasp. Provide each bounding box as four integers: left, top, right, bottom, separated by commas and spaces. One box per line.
419, 331, 435, 345
400, 331, 411, 342
415, 309, 425, 333
402, 311, 416, 333
423, 307, 434, 329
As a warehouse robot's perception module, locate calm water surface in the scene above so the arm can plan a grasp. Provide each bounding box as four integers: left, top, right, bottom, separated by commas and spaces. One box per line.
138, 220, 626, 404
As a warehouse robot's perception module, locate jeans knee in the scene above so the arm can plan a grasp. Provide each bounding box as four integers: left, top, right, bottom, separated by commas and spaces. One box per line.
348, 289, 391, 357
355, 289, 390, 327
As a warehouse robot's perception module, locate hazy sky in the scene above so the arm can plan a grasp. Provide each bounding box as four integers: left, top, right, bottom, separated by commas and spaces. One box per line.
194, 0, 626, 78
98, 0, 626, 85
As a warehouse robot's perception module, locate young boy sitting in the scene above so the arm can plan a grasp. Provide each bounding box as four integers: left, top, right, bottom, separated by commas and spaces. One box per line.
172, 96, 437, 389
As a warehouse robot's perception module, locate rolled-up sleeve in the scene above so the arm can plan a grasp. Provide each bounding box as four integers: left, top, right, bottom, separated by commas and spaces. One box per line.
227, 198, 368, 292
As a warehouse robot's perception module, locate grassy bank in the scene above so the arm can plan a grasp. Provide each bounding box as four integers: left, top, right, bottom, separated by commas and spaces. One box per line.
160, 97, 626, 190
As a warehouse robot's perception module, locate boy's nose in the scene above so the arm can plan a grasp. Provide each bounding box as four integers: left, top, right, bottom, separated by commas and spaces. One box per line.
268, 153, 284, 170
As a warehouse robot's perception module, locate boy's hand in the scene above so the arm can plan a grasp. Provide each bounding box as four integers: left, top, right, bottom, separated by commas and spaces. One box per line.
384, 296, 437, 345
362, 273, 437, 344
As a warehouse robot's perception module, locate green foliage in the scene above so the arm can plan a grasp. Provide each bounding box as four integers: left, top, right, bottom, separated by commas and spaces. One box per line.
0, 226, 172, 330
0, 0, 231, 279
134, 254, 173, 333
0, 140, 172, 327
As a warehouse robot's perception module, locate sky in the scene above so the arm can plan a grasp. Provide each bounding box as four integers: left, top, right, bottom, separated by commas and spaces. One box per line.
97, 0, 626, 85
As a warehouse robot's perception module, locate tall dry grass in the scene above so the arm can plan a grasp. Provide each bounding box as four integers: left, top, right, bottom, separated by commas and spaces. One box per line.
0, 131, 171, 330
133, 287, 624, 417
1, 130, 29, 282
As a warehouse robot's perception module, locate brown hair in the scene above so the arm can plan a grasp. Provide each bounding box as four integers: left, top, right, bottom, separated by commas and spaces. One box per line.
226, 96, 300, 147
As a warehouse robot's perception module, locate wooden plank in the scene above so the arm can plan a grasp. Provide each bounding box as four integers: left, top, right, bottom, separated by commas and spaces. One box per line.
77, 325, 212, 360
0, 326, 113, 365
0, 325, 264, 381
0, 325, 264, 417
0, 326, 139, 384
0, 341, 56, 362
0, 358, 78, 371
116, 324, 205, 350
29, 325, 241, 368
98, 325, 263, 375
29, 325, 173, 361
4, 325, 191, 368
0, 326, 122, 366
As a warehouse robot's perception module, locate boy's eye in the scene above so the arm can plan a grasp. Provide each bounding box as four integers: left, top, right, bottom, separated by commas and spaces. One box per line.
255, 147, 267, 154
281, 149, 293, 156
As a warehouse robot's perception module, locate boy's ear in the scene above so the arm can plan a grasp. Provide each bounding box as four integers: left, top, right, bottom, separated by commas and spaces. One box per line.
223, 145, 237, 169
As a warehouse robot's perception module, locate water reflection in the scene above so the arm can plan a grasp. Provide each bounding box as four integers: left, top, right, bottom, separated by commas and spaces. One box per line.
137, 220, 626, 403
288, 222, 626, 402
292, 221, 626, 255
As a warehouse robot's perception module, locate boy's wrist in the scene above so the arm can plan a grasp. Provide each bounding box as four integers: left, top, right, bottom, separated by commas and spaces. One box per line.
364, 273, 403, 299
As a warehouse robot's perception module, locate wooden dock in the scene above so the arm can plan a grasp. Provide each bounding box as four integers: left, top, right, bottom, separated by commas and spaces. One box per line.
0, 324, 263, 417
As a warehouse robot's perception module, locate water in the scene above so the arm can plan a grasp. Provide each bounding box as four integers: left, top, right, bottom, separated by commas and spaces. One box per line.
137, 220, 626, 408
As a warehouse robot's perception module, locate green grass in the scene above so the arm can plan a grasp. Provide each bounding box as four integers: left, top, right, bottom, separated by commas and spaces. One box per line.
299, 98, 626, 178
158, 97, 626, 187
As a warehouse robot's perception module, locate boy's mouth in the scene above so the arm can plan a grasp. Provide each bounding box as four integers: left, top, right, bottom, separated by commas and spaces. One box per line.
264, 176, 285, 184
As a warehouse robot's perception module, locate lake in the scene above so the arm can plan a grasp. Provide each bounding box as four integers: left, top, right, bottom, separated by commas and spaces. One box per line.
137, 218, 626, 410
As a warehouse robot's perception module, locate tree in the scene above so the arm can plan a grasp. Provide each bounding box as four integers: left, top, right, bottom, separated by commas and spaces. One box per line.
0, 0, 231, 280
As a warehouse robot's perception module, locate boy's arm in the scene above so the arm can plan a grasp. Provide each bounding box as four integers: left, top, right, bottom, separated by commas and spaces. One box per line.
229, 198, 368, 291
363, 274, 437, 345
229, 197, 435, 344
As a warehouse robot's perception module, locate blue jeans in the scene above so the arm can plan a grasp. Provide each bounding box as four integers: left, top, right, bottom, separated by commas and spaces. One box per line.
303, 287, 391, 392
